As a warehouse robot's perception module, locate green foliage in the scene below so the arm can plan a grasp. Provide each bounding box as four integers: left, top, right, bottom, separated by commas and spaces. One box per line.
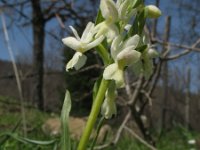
0, 96, 199, 150
63, 49, 101, 116
61, 90, 71, 150
0, 96, 58, 150
103, 125, 199, 150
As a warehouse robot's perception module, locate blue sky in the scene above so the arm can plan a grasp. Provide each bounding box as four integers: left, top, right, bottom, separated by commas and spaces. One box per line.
0, 0, 191, 61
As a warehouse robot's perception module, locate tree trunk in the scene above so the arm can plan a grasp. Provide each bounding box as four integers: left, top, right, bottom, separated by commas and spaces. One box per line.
161, 16, 171, 130
31, 0, 45, 111
185, 67, 191, 129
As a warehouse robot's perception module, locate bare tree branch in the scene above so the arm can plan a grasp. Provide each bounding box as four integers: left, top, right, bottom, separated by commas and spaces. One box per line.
127, 75, 143, 105
154, 38, 200, 52
113, 109, 131, 144
124, 125, 157, 150
162, 38, 200, 60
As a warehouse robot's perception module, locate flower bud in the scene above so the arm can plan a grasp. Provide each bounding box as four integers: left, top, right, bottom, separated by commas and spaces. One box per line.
101, 82, 117, 119
147, 48, 159, 58
145, 5, 161, 18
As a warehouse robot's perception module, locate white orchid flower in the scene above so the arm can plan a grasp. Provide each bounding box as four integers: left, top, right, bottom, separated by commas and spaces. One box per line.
62, 22, 104, 71
101, 81, 117, 119
94, 21, 119, 43
94, 0, 119, 43
103, 34, 141, 87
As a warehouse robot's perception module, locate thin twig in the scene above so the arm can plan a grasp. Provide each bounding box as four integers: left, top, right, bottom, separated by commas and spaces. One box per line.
161, 38, 200, 60
94, 109, 131, 150
124, 125, 157, 150
148, 59, 162, 96
69, 64, 102, 75
1, 13, 27, 136
140, 90, 153, 106
113, 109, 131, 144
127, 75, 143, 105
154, 38, 200, 52
124, 71, 132, 99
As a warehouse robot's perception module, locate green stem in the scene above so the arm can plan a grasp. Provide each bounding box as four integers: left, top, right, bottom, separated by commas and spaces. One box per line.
77, 79, 109, 150
96, 44, 110, 65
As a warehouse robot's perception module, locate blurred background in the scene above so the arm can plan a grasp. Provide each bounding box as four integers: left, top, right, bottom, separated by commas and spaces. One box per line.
0, 0, 200, 149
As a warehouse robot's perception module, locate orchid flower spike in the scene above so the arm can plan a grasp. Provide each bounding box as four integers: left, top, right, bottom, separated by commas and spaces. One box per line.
62, 22, 104, 71
103, 34, 141, 88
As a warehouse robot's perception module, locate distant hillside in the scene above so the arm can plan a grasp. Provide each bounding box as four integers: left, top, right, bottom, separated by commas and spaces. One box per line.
1, 59, 200, 131
0, 59, 65, 112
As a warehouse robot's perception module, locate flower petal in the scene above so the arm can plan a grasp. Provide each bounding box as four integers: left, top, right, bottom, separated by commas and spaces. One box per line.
106, 23, 119, 43
81, 22, 95, 43
94, 22, 107, 38
66, 52, 87, 71
118, 0, 129, 21
85, 35, 104, 52
124, 24, 132, 31
62, 37, 82, 51
100, 0, 118, 22
69, 26, 81, 40
111, 35, 123, 60
123, 34, 140, 49
117, 47, 141, 66
103, 63, 125, 88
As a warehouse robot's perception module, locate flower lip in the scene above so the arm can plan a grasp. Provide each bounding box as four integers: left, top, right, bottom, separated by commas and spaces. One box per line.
103, 63, 125, 88
66, 52, 87, 71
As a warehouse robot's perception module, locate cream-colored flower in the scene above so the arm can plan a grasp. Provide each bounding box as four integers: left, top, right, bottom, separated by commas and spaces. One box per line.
94, 0, 120, 43
94, 21, 119, 43
62, 22, 104, 71
103, 34, 141, 87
